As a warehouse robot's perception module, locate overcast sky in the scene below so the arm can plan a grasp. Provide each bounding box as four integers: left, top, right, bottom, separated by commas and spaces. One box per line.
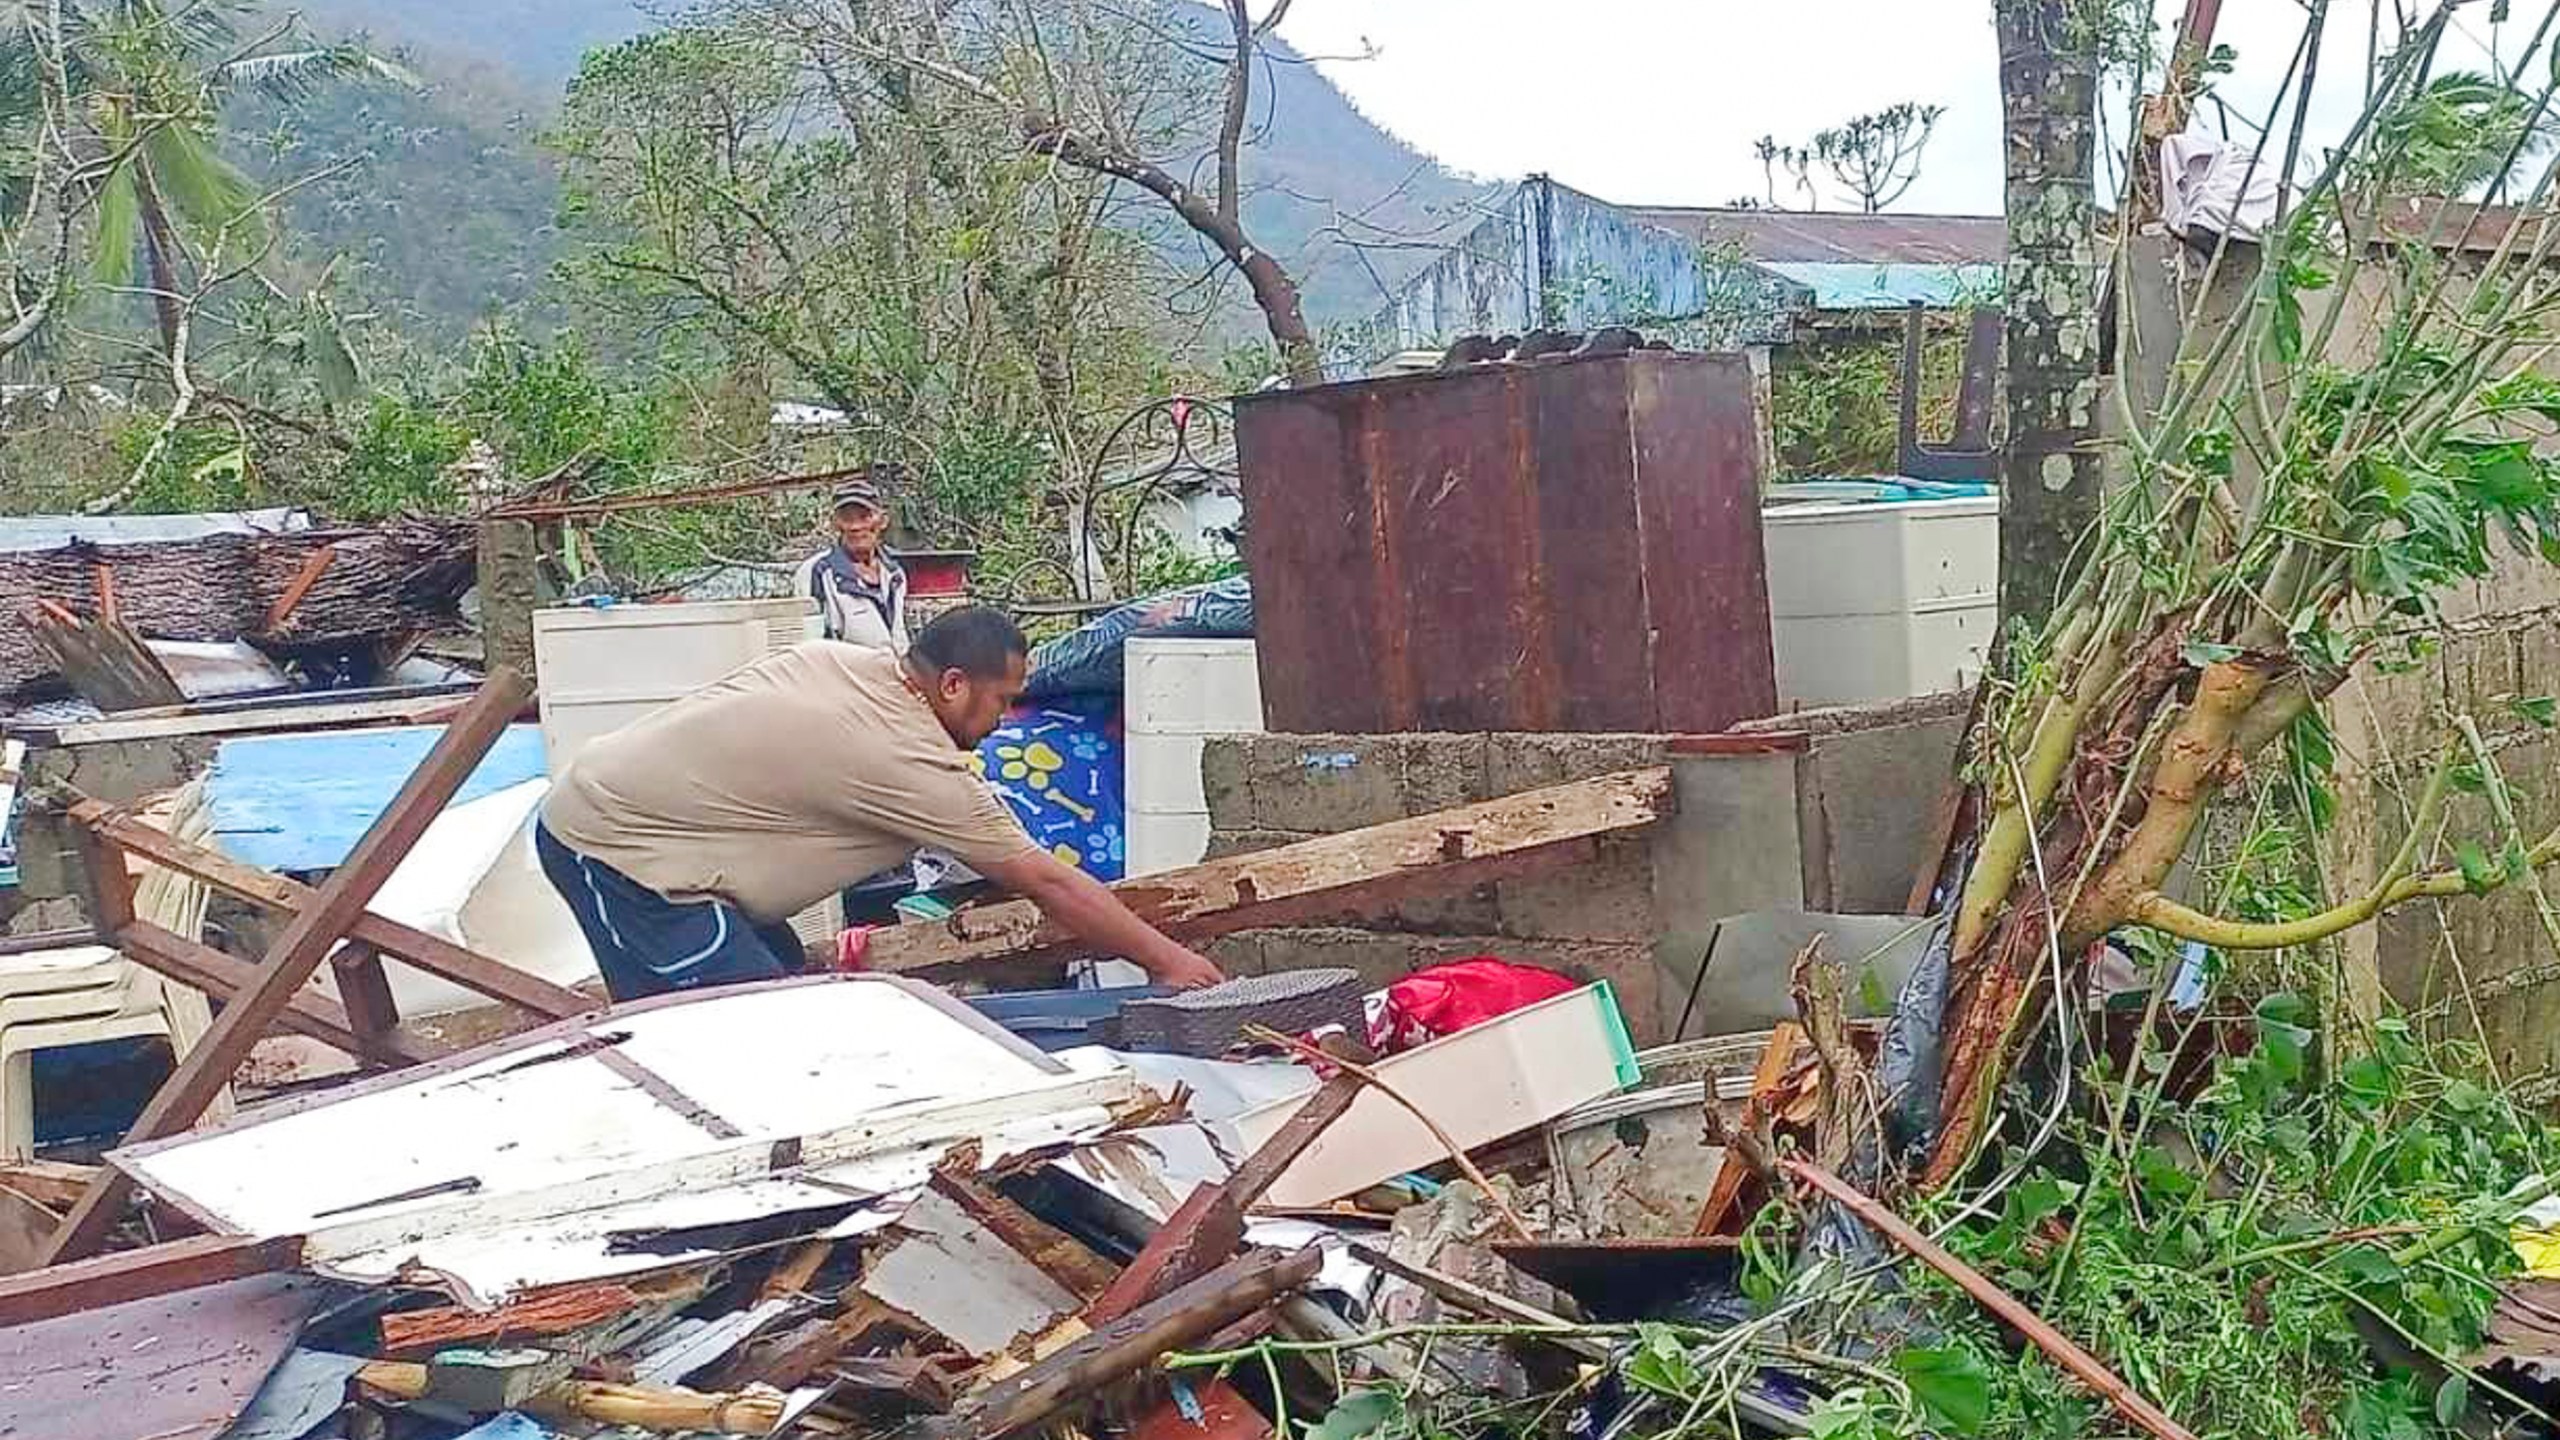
1274, 1, 2548, 216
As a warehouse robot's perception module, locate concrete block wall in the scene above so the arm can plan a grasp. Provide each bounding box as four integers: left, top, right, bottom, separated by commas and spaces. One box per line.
5, 734, 221, 934
2324, 567, 2560, 1081
1202, 710, 1966, 1045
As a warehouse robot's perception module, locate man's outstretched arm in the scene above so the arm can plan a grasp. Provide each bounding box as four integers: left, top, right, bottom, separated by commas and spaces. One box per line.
976, 849, 1225, 988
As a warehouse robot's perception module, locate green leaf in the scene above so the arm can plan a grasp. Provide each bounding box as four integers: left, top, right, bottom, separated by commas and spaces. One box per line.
1307, 1389, 1400, 1440
1895, 1345, 1992, 1437
2458, 840, 2498, 895
2182, 639, 2243, 668
1624, 1323, 1700, 1398
2512, 695, 2559, 728
2335, 1243, 2404, 1288
2435, 1373, 2471, 1426
2273, 285, 2306, 363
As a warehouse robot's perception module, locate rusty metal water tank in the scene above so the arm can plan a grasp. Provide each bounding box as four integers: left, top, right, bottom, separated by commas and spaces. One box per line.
1233, 348, 1777, 734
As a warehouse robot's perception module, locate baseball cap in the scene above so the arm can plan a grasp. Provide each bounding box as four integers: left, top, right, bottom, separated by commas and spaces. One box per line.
831, 477, 886, 514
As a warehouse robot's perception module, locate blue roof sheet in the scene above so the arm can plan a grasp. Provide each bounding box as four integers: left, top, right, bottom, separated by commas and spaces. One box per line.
1762, 261, 2000, 310
208, 723, 548, 873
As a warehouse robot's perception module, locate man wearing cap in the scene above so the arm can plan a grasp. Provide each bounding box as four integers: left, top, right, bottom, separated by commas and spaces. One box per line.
795, 476, 908, 650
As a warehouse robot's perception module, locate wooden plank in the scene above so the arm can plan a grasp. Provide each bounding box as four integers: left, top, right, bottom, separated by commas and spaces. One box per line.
116, 920, 436, 1066
23, 605, 187, 711
1692, 1022, 1802, 1237
262, 544, 339, 631
330, 941, 402, 1042
72, 801, 590, 1021
0, 1234, 305, 1328
0, 1160, 98, 1213
11, 686, 478, 747
1083, 1073, 1362, 1328
924, 1247, 1321, 1440
869, 767, 1676, 974
40, 671, 532, 1264
721, 1299, 901, 1391
925, 1171, 1118, 1301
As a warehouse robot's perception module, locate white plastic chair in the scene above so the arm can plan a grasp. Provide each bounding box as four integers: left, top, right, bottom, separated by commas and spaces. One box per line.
0, 946, 195, 1159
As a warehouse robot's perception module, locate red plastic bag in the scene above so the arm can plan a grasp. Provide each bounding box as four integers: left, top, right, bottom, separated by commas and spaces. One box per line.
1367, 958, 1580, 1053
834, 926, 874, 973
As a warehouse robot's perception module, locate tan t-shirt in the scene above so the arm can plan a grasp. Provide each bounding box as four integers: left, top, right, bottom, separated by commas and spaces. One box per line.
541, 641, 1037, 922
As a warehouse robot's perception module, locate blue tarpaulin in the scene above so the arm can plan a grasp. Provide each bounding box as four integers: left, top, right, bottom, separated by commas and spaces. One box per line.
207, 723, 549, 873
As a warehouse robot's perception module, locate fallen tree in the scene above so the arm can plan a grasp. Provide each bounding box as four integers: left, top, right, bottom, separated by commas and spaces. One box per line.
1928, 0, 2560, 1185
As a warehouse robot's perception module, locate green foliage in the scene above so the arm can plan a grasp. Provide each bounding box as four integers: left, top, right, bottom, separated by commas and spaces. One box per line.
2371, 70, 2560, 196
108, 414, 262, 512
336, 390, 468, 520
1770, 332, 1965, 480
1900, 1006, 2551, 1440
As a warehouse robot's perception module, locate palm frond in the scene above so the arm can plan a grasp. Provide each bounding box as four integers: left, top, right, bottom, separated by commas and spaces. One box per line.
141, 123, 261, 247
219, 44, 419, 103
88, 165, 139, 289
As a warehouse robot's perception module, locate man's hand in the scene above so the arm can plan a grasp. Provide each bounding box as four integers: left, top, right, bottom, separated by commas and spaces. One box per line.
1146, 946, 1225, 990
978, 849, 1226, 990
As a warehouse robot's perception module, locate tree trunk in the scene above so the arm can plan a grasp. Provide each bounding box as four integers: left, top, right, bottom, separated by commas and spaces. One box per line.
134, 165, 186, 362
1994, 0, 2103, 630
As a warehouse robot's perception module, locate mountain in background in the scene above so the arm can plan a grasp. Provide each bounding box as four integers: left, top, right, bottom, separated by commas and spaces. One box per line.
248, 0, 1497, 357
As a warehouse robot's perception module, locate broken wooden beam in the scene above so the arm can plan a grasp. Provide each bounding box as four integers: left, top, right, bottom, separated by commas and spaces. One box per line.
922, 1246, 1322, 1440
41, 670, 533, 1264
116, 920, 436, 1066
358, 1360, 786, 1435
0, 1233, 305, 1328
926, 1169, 1119, 1301
1083, 1072, 1363, 1329
868, 767, 1675, 974
713, 1299, 900, 1392
71, 799, 591, 1021
379, 1279, 652, 1357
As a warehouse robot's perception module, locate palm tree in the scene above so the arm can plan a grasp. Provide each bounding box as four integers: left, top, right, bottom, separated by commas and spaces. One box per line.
4, 1, 412, 358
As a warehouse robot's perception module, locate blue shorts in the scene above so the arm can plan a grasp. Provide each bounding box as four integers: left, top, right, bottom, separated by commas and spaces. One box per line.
535, 822, 804, 1001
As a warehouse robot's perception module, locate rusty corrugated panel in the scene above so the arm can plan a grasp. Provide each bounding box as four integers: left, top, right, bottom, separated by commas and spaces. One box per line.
0, 1272, 328, 1440
1625, 206, 2008, 264
1235, 350, 1776, 735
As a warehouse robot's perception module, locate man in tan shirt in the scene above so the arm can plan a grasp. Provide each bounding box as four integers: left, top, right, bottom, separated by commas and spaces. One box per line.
537, 606, 1225, 999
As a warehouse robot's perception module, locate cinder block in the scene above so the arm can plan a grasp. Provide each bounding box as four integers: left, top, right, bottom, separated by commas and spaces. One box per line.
1494, 839, 1660, 942
1393, 733, 1490, 815
1202, 737, 1255, 828
1245, 736, 1406, 833
1205, 933, 1268, 977
1254, 927, 1421, 992
1484, 733, 1668, 799
1382, 882, 1505, 935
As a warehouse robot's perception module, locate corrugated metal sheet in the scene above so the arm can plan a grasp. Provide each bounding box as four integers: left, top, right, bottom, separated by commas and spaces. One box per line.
1762, 261, 2002, 310
1625, 206, 2008, 264
0, 1273, 330, 1440
0, 509, 309, 553
1235, 350, 1777, 734
111, 975, 1139, 1308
